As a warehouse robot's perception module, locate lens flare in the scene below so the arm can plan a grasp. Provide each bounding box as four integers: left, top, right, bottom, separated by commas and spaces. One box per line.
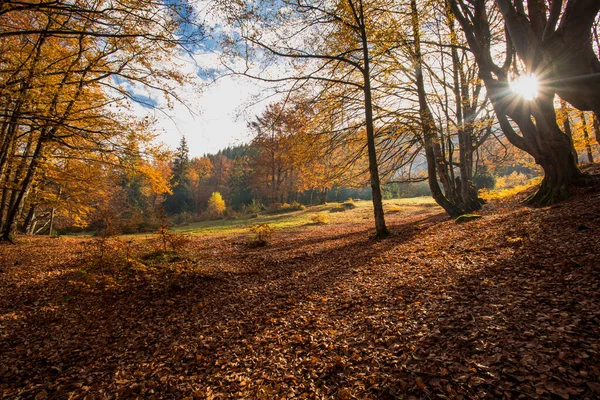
510, 74, 539, 100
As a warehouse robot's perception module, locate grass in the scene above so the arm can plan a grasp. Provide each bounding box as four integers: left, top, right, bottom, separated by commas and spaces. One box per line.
170, 196, 438, 237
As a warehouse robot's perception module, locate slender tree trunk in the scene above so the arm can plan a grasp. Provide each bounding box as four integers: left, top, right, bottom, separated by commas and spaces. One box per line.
23, 204, 36, 234
355, 0, 388, 238
1, 136, 46, 242
580, 112, 594, 163
412, 0, 463, 218
49, 207, 56, 237
560, 100, 579, 163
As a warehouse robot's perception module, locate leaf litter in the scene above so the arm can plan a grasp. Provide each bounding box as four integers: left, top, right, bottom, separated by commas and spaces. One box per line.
1, 190, 599, 399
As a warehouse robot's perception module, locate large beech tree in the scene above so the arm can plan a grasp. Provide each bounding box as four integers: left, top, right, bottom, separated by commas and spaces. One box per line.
449, 0, 591, 205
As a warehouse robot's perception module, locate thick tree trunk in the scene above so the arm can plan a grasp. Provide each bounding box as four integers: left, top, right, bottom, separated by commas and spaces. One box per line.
449, 0, 587, 208
524, 97, 583, 205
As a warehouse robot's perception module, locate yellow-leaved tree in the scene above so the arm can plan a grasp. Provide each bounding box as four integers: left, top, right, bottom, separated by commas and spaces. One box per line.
207, 192, 226, 217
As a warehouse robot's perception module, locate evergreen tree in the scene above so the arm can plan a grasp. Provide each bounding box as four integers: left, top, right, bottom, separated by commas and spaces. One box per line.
164, 137, 193, 214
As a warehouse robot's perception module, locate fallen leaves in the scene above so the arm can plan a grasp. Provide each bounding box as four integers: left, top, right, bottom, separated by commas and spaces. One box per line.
1, 191, 600, 398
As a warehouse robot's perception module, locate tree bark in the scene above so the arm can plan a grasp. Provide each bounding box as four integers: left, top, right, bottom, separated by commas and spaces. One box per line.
354, 0, 388, 238
450, 0, 586, 207
579, 112, 594, 163
413, 0, 464, 218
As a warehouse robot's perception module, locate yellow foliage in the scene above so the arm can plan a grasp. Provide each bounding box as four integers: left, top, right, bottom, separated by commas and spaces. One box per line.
310, 214, 329, 224
207, 192, 226, 215
249, 223, 275, 245
479, 176, 541, 201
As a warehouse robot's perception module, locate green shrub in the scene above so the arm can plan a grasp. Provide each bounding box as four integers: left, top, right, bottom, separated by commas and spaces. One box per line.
243, 199, 264, 215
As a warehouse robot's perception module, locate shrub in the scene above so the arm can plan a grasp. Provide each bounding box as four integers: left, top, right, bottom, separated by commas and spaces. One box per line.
473, 169, 496, 190
310, 214, 329, 224
207, 192, 226, 217
286, 201, 306, 211
479, 176, 542, 201
170, 211, 194, 226
342, 199, 357, 210
248, 223, 275, 246
245, 199, 264, 214
265, 201, 306, 214
495, 171, 529, 190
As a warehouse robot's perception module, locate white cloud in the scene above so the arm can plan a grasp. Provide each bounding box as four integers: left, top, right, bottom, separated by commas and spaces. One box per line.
151, 75, 268, 157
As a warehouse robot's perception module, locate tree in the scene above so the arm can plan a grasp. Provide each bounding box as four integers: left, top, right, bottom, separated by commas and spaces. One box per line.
207, 192, 226, 216
449, 0, 585, 205
0, 0, 203, 241
164, 137, 193, 214
218, 0, 390, 237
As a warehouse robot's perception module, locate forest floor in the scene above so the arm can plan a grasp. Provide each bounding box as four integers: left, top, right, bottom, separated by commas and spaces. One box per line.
1, 187, 599, 399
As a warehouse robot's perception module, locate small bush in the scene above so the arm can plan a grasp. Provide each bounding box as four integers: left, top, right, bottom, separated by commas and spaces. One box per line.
495, 171, 529, 190
479, 176, 542, 201
330, 205, 346, 213
248, 223, 275, 246
242, 199, 264, 215
207, 192, 226, 217
342, 199, 357, 210
171, 211, 194, 226
286, 201, 306, 211
265, 202, 283, 213
310, 214, 329, 224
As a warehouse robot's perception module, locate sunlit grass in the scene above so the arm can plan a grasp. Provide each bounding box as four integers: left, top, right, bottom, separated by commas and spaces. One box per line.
172, 197, 438, 236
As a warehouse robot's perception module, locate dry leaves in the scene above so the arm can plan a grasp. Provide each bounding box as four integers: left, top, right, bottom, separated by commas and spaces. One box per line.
1, 189, 599, 399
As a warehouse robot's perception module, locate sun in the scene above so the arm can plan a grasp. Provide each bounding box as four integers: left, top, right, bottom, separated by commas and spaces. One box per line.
510, 73, 539, 100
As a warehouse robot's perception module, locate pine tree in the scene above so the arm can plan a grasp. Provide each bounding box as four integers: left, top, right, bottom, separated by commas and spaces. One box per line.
164, 137, 193, 214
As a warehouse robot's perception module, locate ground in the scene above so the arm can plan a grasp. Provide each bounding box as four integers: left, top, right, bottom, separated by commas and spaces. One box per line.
1, 193, 599, 399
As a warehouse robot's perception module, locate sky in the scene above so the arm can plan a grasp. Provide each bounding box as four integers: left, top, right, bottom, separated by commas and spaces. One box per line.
126, 1, 273, 158
133, 73, 266, 158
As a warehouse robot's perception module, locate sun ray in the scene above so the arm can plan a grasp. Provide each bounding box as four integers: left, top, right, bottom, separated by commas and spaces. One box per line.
510, 74, 539, 100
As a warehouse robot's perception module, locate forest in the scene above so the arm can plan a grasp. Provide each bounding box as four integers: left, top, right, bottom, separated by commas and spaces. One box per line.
1, 0, 600, 398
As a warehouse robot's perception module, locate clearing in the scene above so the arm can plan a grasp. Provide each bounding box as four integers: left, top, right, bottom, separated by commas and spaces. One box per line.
1, 194, 599, 399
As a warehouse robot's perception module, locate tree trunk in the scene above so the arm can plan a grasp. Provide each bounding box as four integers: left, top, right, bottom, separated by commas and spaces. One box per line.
49, 207, 56, 237
449, 0, 586, 207
1, 136, 46, 242
356, 0, 388, 238
579, 112, 594, 163
319, 187, 328, 205
523, 96, 583, 205
412, 0, 463, 218
560, 100, 579, 164
23, 204, 36, 234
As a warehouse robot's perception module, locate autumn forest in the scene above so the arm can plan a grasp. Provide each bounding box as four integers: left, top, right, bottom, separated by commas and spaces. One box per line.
1, 0, 600, 398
